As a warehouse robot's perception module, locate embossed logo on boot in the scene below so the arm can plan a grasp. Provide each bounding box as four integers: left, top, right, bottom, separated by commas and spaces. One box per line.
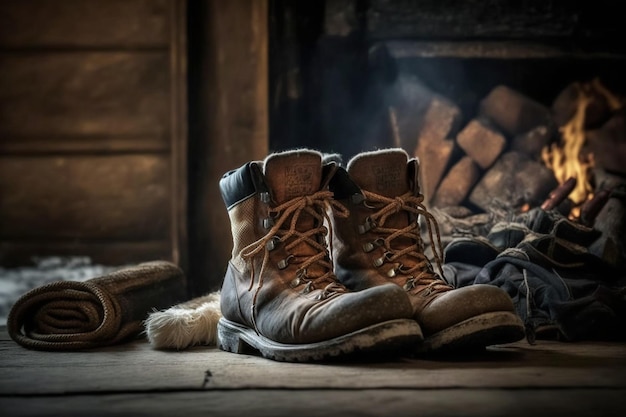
373, 164, 401, 193
285, 164, 316, 199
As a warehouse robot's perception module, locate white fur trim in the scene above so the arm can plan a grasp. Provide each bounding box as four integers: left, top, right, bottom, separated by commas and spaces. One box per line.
144, 291, 222, 350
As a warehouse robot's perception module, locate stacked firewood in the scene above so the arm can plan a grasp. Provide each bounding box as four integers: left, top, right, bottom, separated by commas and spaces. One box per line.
389, 75, 626, 268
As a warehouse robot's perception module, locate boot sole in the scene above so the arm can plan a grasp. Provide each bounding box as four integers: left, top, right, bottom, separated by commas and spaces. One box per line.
217, 318, 423, 362
419, 311, 525, 354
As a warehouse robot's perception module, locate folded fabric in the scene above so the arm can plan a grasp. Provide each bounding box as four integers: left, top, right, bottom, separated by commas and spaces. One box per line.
7, 260, 187, 351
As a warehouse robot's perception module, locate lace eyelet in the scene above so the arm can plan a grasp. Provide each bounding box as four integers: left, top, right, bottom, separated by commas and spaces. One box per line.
387, 264, 406, 277
263, 217, 274, 229
358, 217, 377, 234
277, 254, 294, 270
265, 236, 281, 251
290, 277, 301, 288
403, 277, 416, 291
373, 252, 392, 267
363, 238, 384, 253
301, 281, 314, 294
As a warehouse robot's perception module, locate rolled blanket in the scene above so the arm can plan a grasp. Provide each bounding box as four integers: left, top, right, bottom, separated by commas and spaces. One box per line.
7, 260, 187, 351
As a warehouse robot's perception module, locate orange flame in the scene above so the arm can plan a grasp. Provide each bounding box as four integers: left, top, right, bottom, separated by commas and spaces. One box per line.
541, 82, 594, 207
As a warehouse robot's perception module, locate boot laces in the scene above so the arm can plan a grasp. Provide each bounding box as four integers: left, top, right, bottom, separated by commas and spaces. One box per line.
241, 190, 349, 304
361, 190, 451, 295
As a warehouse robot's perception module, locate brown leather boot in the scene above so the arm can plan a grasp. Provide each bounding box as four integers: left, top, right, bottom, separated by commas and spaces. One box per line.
328, 148, 525, 353
217, 149, 422, 362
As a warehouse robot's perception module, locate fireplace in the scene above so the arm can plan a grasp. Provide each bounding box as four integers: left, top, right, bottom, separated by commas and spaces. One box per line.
1, 1, 625, 301
268, 0, 626, 271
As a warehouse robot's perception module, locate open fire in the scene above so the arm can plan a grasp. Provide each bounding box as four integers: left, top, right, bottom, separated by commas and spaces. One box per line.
542, 79, 623, 218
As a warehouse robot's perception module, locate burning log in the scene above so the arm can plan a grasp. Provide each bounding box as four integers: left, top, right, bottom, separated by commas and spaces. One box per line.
551, 79, 616, 129
580, 189, 611, 226
541, 177, 577, 211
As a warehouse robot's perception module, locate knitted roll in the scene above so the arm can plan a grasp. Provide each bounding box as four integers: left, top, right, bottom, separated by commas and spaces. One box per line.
7, 260, 187, 351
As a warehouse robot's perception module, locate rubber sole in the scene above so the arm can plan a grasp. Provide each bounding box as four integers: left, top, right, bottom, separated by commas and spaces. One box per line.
419, 311, 526, 354
217, 318, 423, 362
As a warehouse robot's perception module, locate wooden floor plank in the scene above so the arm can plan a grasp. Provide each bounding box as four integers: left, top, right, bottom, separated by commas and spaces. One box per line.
2, 335, 626, 394
2, 389, 626, 417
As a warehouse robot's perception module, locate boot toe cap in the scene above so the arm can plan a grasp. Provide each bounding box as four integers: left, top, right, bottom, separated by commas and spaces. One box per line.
418, 284, 516, 335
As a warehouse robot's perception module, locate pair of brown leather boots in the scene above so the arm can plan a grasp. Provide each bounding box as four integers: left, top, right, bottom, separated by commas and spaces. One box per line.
217, 148, 524, 362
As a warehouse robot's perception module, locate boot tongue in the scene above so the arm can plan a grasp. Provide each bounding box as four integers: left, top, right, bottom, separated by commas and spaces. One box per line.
264, 150, 322, 203
348, 150, 417, 267
347, 149, 409, 197
263, 150, 328, 279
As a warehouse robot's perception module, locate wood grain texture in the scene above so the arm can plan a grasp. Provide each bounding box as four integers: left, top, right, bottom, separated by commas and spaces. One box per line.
0, 155, 171, 240
0, 0, 169, 47
1, 325, 626, 417
1, 334, 625, 394
188, 0, 268, 295
0, 241, 173, 267
3, 389, 626, 417
0, 1, 187, 269
367, 0, 579, 40
0, 52, 170, 138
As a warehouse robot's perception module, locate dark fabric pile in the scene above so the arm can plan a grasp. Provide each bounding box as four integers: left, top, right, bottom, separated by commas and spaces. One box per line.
442, 208, 626, 342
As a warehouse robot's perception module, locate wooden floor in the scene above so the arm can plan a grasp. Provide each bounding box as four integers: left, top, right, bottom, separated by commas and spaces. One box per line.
1, 327, 625, 417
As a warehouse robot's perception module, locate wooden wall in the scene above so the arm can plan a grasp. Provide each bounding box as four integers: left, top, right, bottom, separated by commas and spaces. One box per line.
187, 0, 269, 295
0, 0, 187, 269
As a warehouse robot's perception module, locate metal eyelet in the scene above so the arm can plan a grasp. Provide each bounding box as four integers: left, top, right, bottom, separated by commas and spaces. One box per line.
403, 277, 416, 291
277, 254, 294, 270
373, 251, 392, 267
265, 236, 281, 251
290, 277, 301, 288
301, 281, 314, 294
362, 238, 384, 253
260, 192, 271, 203
358, 217, 377, 234
263, 217, 274, 229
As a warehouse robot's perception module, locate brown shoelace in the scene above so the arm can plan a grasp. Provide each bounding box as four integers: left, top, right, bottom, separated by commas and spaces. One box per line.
241, 190, 350, 331
361, 190, 451, 295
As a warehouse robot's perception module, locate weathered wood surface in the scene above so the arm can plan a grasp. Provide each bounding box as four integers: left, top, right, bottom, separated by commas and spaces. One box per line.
0, 1, 186, 268
1, 330, 626, 395
3, 389, 626, 417
188, 0, 268, 296
1, 325, 626, 417
469, 151, 558, 212
0, 0, 170, 47
0, 52, 169, 139
367, 0, 580, 40
0, 155, 171, 240
385, 40, 626, 60
432, 156, 480, 207
0, 241, 173, 267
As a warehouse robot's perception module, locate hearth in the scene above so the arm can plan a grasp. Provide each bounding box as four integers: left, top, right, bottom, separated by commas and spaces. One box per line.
269, 0, 626, 270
